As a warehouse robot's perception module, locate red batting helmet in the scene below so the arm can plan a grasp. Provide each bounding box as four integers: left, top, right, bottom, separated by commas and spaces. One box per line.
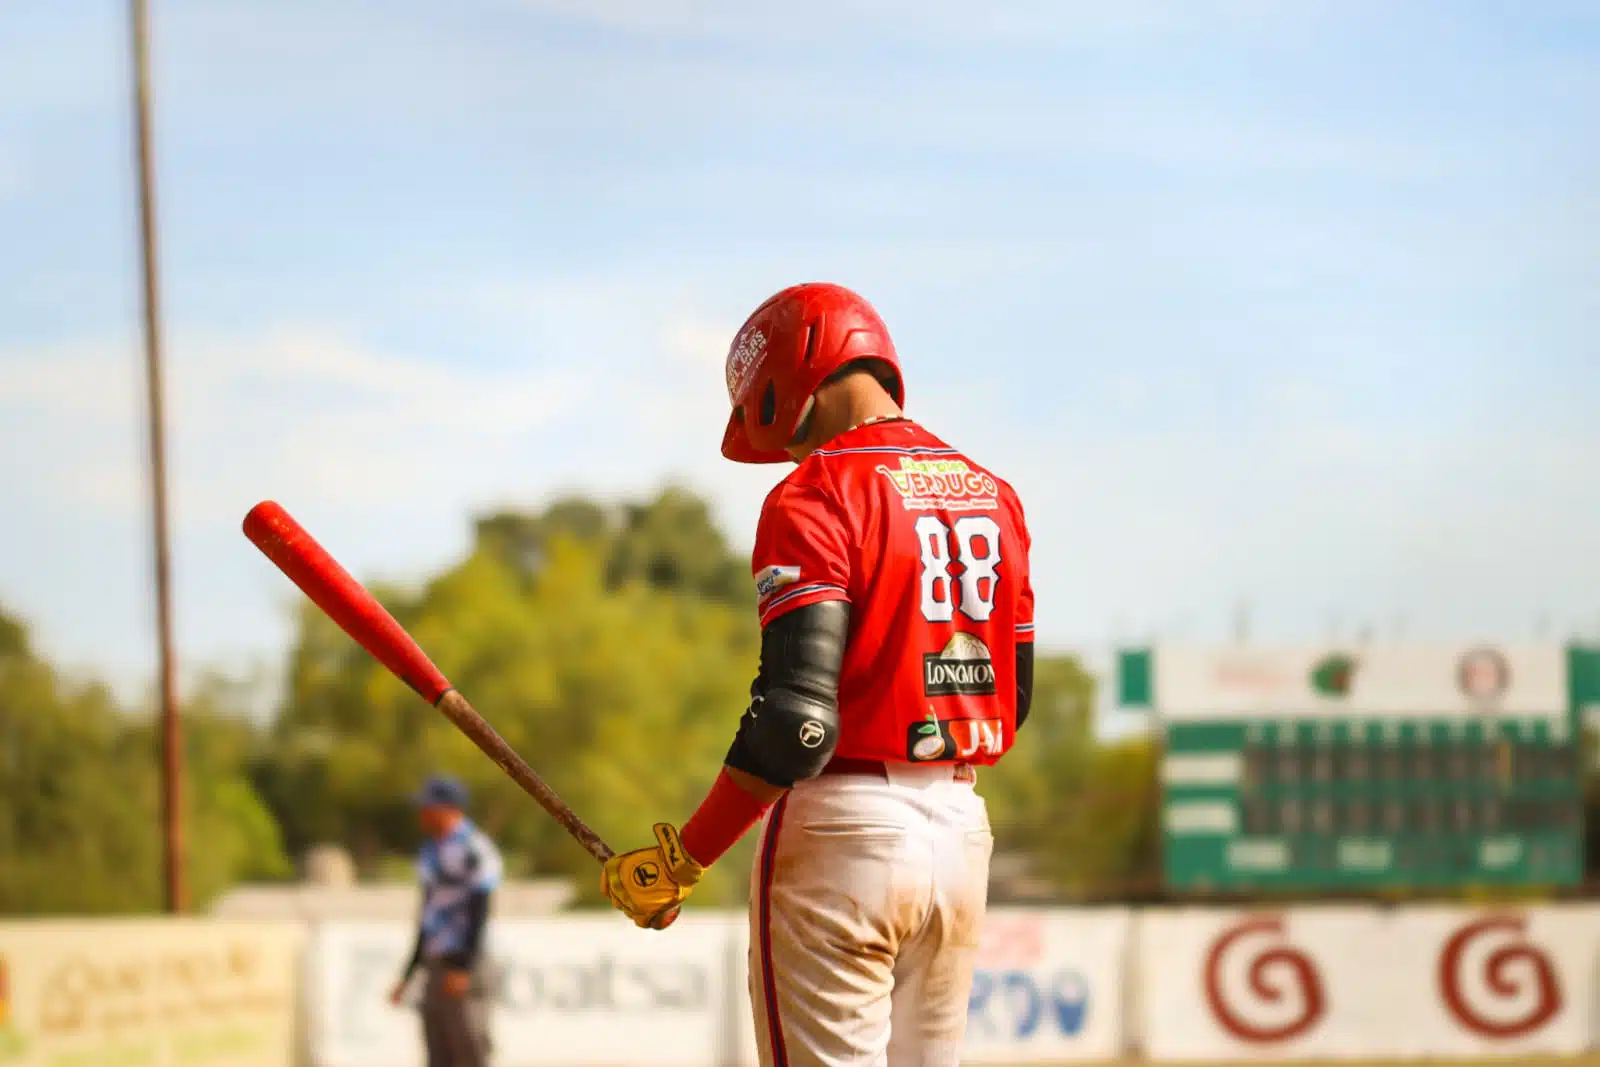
721, 283, 904, 464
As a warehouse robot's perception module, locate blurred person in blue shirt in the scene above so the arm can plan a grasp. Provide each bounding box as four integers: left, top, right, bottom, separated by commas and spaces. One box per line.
389, 774, 502, 1067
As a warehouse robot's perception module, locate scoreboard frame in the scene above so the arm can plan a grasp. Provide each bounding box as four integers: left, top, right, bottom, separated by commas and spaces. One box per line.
1119, 644, 1598, 893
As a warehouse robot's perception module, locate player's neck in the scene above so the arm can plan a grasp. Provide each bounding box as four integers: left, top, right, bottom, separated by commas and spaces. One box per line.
785, 374, 903, 462
816, 378, 903, 444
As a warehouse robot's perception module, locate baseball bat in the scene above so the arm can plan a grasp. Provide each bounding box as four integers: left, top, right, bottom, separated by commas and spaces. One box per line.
242, 500, 614, 863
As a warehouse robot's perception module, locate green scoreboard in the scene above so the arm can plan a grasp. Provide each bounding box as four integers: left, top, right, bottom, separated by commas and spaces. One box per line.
1119, 644, 1600, 892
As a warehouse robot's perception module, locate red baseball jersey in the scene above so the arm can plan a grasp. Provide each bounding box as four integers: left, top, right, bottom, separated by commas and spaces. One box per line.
751, 418, 1034, 766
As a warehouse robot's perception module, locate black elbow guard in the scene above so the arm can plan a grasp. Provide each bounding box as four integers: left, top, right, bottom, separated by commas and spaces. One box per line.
1016, 642, 1035, 732
725, 600, 850, 788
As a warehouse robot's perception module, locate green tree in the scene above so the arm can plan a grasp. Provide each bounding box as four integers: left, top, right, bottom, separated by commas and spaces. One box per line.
475, 487, 750, 604
0, 618, 161, 912
1032, 736, 1162, 899
605, 487, 749, 603
261, 497, 764, 899
0, 607, 290, 914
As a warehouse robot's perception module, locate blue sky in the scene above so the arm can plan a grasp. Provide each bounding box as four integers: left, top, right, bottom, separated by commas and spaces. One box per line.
0, 1, 1596, 714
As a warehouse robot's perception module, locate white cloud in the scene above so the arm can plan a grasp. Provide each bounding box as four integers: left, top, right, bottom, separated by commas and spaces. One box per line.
0, 329, 594, 523
0, 337, 136, 418
0, 308, 781, 691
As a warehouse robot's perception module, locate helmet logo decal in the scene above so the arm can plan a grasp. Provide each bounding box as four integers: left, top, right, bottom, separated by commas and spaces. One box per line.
725, 327, 768, 404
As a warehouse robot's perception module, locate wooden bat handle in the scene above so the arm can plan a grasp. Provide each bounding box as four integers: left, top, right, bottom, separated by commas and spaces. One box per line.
435, 689, 614, 863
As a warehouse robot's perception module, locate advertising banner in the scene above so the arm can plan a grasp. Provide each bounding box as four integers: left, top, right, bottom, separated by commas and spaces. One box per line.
307, 916, 735, 1067
962, 908, 1131, 1063
1154, 644, 1566, 720
1136, 905, 1600, 1061
0, 919, 302, 1067
1137, 907, 1391, 1061
1373, 905, 1599, 1059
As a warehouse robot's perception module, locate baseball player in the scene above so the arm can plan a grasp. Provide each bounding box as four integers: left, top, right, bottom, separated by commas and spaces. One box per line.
601, 282, 1034, 1067
391, 775, 501, 1067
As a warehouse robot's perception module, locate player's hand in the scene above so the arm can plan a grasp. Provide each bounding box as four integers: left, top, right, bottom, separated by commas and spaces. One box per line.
600, 822, 704, 930
440, 969, 472, 998
387, 979, 407, 1007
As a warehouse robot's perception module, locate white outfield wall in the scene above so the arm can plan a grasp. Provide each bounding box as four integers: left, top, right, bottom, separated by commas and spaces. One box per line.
303, 904, 1600, 1066
305, 909, 1133, 1067
6, 905, 1600, 1066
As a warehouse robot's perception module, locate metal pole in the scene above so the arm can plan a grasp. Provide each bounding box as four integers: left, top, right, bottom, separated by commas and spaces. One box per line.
129, 0, 184, 914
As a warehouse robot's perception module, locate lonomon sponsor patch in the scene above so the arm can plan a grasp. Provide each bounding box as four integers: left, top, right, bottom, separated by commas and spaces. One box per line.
923, 632, 997, 697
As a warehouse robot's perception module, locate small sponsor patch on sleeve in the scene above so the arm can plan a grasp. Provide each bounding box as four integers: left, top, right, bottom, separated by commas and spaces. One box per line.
754, 564, 802, 601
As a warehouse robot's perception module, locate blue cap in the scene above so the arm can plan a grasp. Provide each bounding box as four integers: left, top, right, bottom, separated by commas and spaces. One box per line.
414, 774, 469, 810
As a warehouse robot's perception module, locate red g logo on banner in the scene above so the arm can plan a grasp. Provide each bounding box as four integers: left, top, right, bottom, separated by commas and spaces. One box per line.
1203, 916, 1327, 1043
1438, 915, 1563, 1039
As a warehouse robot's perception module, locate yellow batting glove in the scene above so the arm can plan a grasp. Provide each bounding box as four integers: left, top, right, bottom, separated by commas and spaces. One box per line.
600, 823, 705, 930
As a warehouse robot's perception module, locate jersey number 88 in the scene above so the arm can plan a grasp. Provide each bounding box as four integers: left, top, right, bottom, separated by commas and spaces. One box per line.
915, 515, 1002, 624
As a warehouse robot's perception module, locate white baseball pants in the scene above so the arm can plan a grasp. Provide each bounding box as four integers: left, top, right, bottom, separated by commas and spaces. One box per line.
747, 762, 994, 1067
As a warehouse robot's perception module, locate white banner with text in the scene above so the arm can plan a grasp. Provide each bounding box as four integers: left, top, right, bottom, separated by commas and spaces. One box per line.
0, 919, 301, 1067
306, 916, 734, 1067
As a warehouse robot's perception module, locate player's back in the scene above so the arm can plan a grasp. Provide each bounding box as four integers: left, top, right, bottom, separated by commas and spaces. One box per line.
751, 417, 1034, 768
